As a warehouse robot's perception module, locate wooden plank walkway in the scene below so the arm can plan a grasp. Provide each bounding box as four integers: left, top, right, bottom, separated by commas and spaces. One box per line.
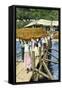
16, 62, 32, 82
16, 56, 40, 82
16, 48, 54, 82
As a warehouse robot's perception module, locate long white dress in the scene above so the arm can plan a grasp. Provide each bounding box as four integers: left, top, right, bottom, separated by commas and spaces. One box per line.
34, 46, 39, 57
24, 43, 32, 69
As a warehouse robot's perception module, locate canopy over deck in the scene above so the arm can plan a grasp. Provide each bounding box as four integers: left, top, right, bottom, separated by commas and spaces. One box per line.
24, 19, 59, 27
16, 28, 48, 40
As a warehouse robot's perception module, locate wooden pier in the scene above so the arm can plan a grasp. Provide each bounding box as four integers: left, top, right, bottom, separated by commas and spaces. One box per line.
16, 62, 33, 82
16, 52, 40, 82
16, 28, 59, 82
16, 46, 58, 82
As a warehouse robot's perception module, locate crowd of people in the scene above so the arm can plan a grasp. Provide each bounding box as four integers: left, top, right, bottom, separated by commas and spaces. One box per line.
17, 36, 52, 73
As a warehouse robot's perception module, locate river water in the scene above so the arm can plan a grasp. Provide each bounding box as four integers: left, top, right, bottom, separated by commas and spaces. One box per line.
16, 41, 22, 61
49, 41, 59, 80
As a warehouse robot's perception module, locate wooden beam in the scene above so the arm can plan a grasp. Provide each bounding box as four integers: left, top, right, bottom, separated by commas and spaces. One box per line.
35, 69, 50, 79
49, 48, 59, 52
31, 51, 35, 71
48, 52, 58, 60
43, 58, 59, 64
42, 61, 53, 80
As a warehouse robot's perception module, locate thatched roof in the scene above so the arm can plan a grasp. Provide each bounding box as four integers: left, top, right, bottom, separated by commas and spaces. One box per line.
16, 28, 47, 40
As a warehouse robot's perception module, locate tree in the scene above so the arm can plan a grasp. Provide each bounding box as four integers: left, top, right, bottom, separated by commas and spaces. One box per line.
16, 8, 59, 28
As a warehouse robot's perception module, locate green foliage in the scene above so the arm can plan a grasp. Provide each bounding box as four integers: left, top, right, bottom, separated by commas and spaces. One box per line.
16, 20, 30, 28
16, 8, 59, 28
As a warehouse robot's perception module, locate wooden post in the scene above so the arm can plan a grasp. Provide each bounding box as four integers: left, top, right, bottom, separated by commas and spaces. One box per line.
38, 47, 43, 79
39, 47, 41, 56
35, 69, 50, 79
31, 51, 36, 80
31, 51, 39, 81
32, 51, 35, 71
39, 47, 42, 70
35, 47, 42, 80
42, 61, 53, 80
48, 38, 52, 53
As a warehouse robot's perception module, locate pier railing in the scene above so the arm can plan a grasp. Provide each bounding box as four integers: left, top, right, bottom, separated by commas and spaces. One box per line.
31, 47, 59, 81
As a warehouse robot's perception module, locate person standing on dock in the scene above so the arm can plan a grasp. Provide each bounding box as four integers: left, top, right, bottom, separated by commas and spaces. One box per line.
47, 36, 52, 49
38, 38, 42, 48
31, 39, 35, 51
24, 41, 32, 73
21, 40, 24, 61
40, 37, 45, 55
28, 40, 32, 54
42, 37, 46, 49
34, 43, 39, 57
44, 37, 48, 49
31, 38, 36, 56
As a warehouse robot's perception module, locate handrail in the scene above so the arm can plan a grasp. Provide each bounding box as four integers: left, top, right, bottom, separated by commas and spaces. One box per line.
42, 58, 59, 64
34, 69, 51, 79
48, 52, 58, 60
49, 48, 59, 52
